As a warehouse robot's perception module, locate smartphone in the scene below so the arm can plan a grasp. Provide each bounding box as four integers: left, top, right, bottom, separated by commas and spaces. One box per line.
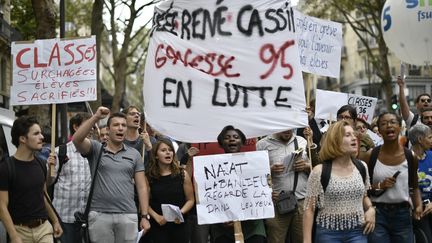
392, 171, 401, 179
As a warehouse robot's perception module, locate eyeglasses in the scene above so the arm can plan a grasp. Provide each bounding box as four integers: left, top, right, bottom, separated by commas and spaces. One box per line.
420, 98, 431, 103
128, 112, 141, 116
337, 115, 353, 120
356, 125, 366, 130
379, 119, 399, 127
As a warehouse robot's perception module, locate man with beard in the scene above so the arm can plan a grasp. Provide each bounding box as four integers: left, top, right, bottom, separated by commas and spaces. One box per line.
73, 107, 150, 243
398, 76, 431, 129
256, 129, 315, 243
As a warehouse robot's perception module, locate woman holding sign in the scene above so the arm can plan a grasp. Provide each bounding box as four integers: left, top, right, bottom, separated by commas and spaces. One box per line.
211, 125, 267, 243
303, 120, 375, 243
145, 138, 195, 243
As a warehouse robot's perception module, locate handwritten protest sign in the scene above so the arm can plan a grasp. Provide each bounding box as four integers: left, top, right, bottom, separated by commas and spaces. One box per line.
194, 151, 274, 225
144, 0, 308, 143
294, 10, 343, 78
10, 36, 97, 105
315, 89, 377, 124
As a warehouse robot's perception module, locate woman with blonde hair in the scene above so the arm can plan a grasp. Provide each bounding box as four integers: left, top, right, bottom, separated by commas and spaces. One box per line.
303, 120, 375, 243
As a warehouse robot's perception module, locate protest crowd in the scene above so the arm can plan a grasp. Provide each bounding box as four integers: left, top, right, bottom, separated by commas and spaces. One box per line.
0, 78, 431, 243
0, 0, 431, 242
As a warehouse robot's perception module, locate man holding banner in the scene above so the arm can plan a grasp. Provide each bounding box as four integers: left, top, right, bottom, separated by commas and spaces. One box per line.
256, 129, 314, 243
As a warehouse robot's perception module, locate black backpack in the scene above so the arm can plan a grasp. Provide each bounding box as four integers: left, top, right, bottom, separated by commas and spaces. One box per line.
368, 145, 417, 191
321, 158, 367, 192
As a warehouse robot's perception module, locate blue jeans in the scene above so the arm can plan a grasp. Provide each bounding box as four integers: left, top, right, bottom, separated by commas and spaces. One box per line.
314, 225, 366, 243
368, 206, 413, 243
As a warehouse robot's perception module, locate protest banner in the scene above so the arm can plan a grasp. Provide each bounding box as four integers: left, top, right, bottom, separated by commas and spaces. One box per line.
10, 36, 97, 175
144, 0, 309, 143
294, 10, 343, 79
315, 89, 377, 124
10, 36, 97, 105
193, 151, 274, 225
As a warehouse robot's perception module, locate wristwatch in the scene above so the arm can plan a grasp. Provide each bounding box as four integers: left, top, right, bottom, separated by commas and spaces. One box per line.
141, 214, 150, 220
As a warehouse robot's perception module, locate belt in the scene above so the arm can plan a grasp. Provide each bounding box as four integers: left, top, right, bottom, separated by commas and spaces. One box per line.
373, 201, 410, 210
16, 219, 46, 228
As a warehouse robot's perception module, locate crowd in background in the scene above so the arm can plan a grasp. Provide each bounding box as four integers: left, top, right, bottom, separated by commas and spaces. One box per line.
0, 75, 432, 243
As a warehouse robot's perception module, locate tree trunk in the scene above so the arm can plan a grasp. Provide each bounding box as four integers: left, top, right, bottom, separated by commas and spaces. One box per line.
89, 0, 103, 112
29, 0, 57, 130
112, 56, 127, 112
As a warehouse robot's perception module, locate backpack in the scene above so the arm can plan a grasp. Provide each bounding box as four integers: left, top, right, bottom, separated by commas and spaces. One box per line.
320, 158, 367, 192
368, 145, 417, 190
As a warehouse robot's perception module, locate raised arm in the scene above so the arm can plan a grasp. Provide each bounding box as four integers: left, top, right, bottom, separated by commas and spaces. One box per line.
73, 107, 110, 155
397, 76, 411, 121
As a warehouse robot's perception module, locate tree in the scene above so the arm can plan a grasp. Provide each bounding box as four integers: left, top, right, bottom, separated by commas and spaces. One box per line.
11, 0, 37, 40
103, 0, 156, 112
90, 0, 104, 111
302, 0, 394, 110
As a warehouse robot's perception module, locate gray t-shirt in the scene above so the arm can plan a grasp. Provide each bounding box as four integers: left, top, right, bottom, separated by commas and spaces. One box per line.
85, 140, 144, 213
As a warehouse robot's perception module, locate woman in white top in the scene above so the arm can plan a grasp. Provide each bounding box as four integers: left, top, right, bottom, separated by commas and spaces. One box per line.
361, 112, 422, 243
303, 120, 375, 243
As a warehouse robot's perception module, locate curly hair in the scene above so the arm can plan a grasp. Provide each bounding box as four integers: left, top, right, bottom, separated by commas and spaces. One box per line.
146, 138, 181, 181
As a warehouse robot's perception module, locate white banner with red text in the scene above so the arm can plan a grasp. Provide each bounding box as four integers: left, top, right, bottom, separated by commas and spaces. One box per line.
11, 36, 97, 105
144, 0, 308, 143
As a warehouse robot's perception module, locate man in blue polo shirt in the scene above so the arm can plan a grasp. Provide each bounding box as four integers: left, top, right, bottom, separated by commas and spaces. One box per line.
73, 107, 150, 243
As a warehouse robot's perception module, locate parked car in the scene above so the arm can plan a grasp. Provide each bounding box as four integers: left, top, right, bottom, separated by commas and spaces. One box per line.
0, 108, 15, 160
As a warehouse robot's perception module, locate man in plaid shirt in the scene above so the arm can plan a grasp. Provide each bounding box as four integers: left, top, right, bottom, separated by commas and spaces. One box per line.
52, 113, 93, 243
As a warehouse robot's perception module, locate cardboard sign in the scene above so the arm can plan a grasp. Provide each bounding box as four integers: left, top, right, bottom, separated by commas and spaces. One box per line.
294, 10, 343, 78
144, 0, 308, 143
194, 151, 274, 224
11, 36, 97, 105
315, 89, 377, 124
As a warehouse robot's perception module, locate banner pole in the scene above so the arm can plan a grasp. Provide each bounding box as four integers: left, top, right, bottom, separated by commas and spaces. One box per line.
142, 122, 147, 161
233, 221, 244, 243
306, 75, 312, 161
50, 104, 56, 177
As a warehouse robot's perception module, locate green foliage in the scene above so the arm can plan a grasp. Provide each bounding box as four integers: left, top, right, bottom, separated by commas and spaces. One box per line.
65, 0, 93, 37
11, 0, 37, 40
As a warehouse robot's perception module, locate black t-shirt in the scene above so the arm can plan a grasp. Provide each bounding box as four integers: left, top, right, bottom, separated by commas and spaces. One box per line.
0, 157, 48, 223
